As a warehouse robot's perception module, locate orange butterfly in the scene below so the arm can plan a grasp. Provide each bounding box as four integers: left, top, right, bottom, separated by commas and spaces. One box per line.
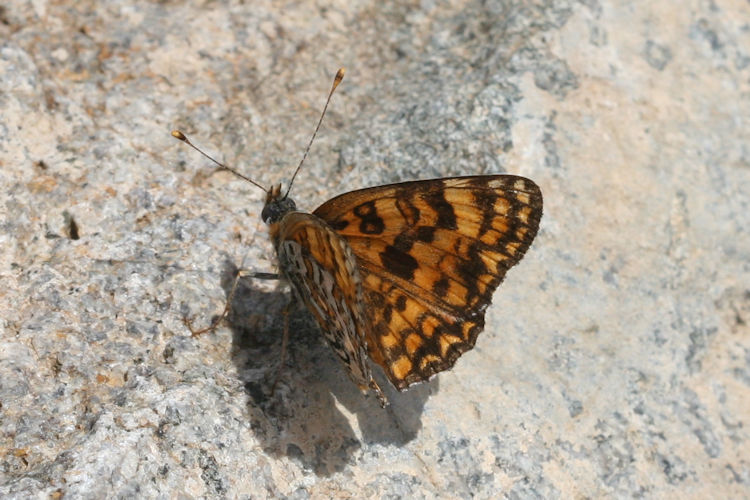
173, 69, 542, 407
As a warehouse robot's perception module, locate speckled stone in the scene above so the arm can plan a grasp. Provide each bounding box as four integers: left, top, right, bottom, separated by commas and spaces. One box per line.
1, 0, 749, 498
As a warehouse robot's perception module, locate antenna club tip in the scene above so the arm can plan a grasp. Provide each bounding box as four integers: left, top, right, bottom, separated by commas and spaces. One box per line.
333, 68, 345, 88
171, 130, 187, 141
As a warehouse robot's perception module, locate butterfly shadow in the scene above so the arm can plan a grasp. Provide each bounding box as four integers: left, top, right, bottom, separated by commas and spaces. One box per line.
215, 260, 434, 476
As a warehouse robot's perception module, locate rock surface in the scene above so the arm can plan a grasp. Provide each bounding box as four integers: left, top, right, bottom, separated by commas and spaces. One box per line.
1, 0, 748, 498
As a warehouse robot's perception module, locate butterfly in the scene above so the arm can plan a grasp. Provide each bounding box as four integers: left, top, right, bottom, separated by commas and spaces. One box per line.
173, 69, 543, 407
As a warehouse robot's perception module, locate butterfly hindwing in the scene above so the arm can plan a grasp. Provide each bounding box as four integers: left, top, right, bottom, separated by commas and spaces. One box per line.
313, 175, 543, 390
273, 212, 386, 403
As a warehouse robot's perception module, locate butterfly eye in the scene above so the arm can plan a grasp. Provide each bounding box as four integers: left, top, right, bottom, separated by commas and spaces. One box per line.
261, 204, 272, 223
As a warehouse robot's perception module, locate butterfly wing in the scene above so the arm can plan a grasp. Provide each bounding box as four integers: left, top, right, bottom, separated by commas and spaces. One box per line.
273, 212, 386, 405
313, 175, 543, 390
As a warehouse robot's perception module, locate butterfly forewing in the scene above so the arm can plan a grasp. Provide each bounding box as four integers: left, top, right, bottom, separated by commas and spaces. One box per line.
313, 175, 543, 389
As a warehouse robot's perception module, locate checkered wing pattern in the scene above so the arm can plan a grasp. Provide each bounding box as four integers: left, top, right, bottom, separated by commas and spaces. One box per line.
274, 212, 386, 404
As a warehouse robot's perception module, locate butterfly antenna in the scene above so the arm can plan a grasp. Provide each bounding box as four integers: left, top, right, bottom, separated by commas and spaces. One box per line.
284, 67, 345, 199
171, 130, 267, 193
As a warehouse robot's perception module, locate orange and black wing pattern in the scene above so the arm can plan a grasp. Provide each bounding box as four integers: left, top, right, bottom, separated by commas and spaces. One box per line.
313, 175, 543, 390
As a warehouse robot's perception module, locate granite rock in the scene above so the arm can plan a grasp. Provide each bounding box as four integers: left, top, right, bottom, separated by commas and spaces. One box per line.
1, 0, 749, 498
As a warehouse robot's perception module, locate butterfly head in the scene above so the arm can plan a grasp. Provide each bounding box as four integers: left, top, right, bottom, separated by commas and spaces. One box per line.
261, 183, 296, 224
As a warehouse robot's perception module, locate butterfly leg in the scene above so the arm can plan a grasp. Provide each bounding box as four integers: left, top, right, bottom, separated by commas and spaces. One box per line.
185, 269, 279, 336
271, 299, 294, 396
269, 299, 293, 396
